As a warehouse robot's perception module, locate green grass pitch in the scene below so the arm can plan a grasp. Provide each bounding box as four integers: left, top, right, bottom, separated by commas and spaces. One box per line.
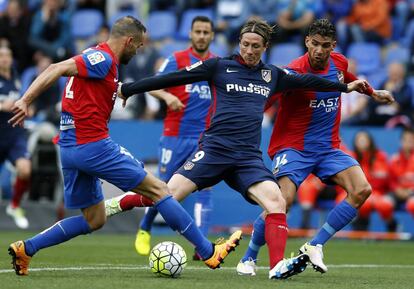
0, 231, 413, 289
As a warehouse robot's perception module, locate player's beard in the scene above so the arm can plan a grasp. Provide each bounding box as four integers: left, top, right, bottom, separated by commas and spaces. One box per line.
192, 41, 209, 54
120, 53, 134, 65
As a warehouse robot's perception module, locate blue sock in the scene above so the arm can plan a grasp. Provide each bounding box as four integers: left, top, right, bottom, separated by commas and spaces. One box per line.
310, 200, 357, 246
24, 215, 91, 256
241, 214, 266, 262
155, 195, 213, 259
139, 207, 158, 232
194, 189, 212, 237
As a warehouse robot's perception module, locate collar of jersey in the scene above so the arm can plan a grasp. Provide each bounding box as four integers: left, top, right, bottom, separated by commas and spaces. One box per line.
97, 42, 119, 65
233, 54, 264, 70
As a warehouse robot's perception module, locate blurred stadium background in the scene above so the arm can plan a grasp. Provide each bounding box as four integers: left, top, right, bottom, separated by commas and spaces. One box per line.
1, 0, 414, 240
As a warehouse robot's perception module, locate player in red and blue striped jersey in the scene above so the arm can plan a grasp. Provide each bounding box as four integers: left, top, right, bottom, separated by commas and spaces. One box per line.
114, 18, 371, 279
7, 16, 242, 276
134, 16, 216, 258
237, 19, 394, 276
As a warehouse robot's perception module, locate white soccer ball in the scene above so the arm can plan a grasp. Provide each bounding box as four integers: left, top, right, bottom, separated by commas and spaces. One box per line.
149, 241, 187, 278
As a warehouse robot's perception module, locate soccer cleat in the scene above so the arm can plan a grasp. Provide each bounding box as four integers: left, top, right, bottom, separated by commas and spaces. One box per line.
8, 240, 31, 276
105, 193, 133, 217
135, 229, 151, 255
236, 258, 257, 276
204, 230, 242, 269
6, 205, 29, 229
269, 254, 309, 279
299, 243, 328, 273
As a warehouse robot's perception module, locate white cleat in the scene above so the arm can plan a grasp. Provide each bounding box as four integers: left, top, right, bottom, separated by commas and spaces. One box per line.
105, 192, 135, 217
299, 243, 328, 273
269, 254, 309, 279
6, 205, 29, 229
236, 258, 257, 276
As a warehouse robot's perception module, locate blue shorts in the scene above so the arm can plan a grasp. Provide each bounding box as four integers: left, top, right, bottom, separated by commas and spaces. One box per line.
176, 148, 276, 204
158, 136, 199, 181
0, 132, 30, 165
60, 137, 147, 209
272, 148, 359, 188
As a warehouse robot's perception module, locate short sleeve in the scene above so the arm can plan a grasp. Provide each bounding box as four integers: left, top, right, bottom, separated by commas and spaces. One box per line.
73, 49, 113, 79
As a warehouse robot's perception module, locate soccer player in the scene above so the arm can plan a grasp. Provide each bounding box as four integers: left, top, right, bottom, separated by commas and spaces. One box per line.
236, 19, 394, 276
0, 46, 31, 229
7, 16, 242, 276
131, 16, 216, 258
111, 18, 369, 279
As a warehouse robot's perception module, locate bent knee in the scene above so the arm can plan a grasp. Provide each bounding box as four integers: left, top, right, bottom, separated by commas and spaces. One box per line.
350, 183, 372, 207
87, 216, 106, 231
147, 179, 170, 201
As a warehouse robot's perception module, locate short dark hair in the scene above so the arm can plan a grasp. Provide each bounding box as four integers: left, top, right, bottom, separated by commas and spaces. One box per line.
240, 18, 274, 45
401, 127, 414, 138
308, 18, 336, 40
111, 16, 146, 38
191, 16, 214, 30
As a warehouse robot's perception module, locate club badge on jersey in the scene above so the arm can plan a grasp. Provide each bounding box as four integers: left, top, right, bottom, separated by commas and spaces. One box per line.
262, 69, 272, 83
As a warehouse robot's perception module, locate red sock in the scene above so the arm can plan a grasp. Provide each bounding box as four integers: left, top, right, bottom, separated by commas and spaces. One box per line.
265, 213, 288, 269
11, 177, 30, 208
119, 194, 154, 211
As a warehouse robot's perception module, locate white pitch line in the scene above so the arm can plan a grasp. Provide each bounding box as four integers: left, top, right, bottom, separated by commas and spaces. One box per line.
1, 264, 414, 274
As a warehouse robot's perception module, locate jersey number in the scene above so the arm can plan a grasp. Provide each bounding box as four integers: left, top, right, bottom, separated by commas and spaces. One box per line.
274, 154, 288, 169
65, 76, 74, 99
161, 148, 172, 165
191, 151, 205, 162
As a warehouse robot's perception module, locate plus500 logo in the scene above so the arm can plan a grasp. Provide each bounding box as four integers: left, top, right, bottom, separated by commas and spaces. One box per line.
309, 97, 339, 112
226, 83, 270, 98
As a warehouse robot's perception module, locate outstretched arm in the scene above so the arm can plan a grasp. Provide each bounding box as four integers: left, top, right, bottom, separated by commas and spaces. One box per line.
121, 58, 217, 98
344, 71, 394, 104
9, 59, 77, 127
275, 69, 367, 93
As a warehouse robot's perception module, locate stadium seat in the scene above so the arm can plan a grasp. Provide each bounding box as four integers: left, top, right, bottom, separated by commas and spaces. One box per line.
366, 69, 387, 89
71, 9, 104, 39
268, 43, 304, 67
159, 41, 189, 58
383, 45, 410, 66
209, 41, 228, 57
147, 11, 177, 41
402, 19, 414, 47
108, 10, 136, 28
176, 9, 214, 40
347, 43, 381, 75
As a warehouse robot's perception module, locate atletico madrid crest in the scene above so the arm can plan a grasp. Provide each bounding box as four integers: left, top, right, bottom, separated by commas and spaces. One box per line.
183, 161, 194, 171
261, 69, 271, 83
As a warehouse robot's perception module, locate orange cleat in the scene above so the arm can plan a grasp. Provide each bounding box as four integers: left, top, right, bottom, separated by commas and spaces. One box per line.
8, 240, 31, 276
204, 230, 242, 269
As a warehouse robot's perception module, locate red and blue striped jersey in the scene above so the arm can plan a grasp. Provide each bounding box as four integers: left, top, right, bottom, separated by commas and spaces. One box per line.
159, 47, 214, 137
268, 52, 350, 157
58, 42, 119, 146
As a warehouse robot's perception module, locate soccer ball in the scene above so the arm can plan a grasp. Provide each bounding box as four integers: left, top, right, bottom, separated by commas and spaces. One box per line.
149, 241, 187, 278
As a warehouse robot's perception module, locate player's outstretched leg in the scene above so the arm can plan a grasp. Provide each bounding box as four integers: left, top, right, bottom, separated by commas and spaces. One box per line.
236, 214, 266, 276
302, 200, 357, 273
8, 215, 93, 276
155, 194, 242, 269
204, 230, 243, 269
193, 189, 213, 260
8, 241, 31, 276
105, 192, 154, 217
